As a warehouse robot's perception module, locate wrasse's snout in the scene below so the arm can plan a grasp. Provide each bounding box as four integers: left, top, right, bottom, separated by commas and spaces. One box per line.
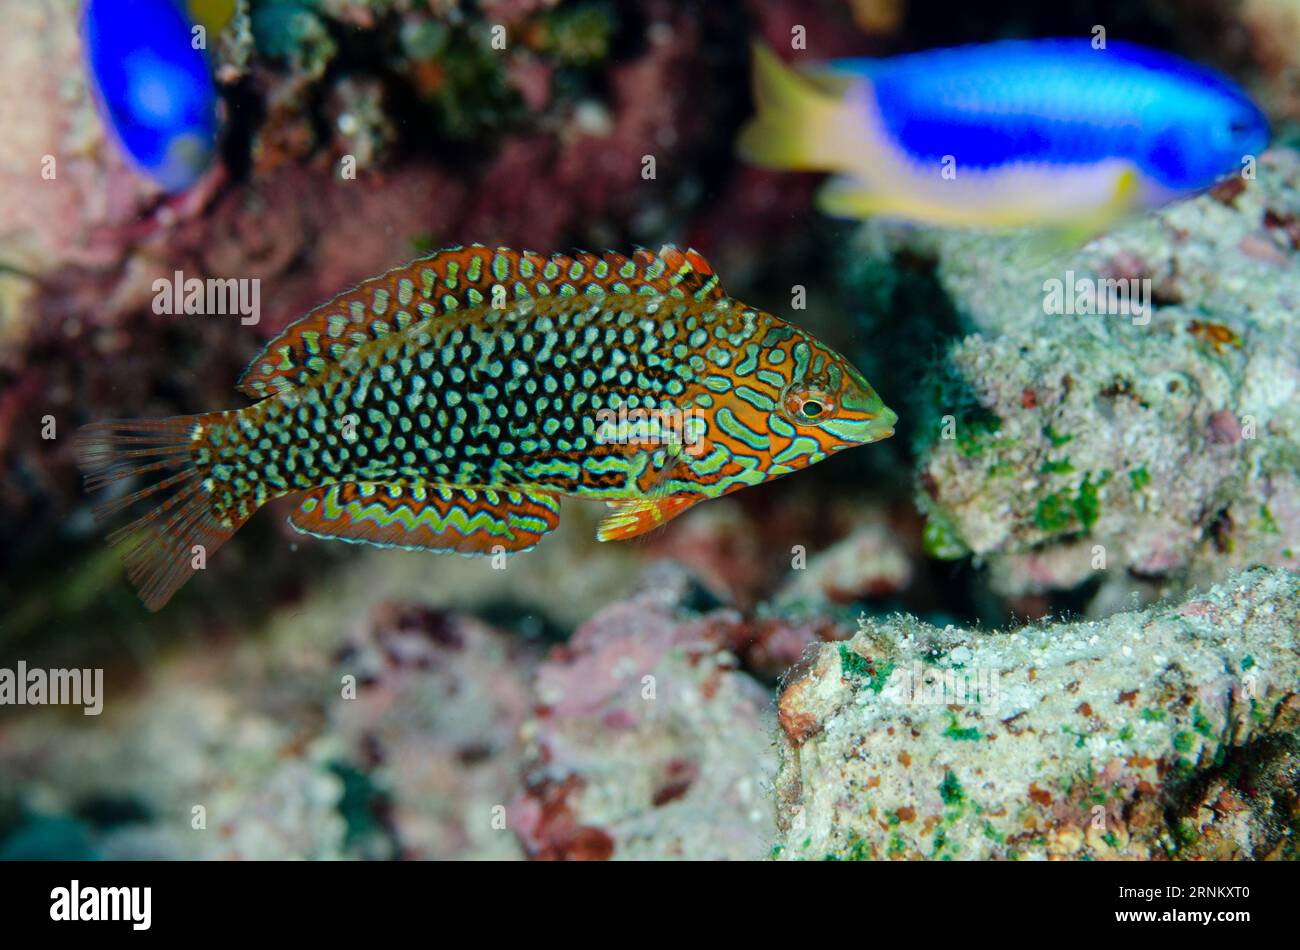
818, 383, 897, 448
852, 404, 897, 445
875, 405, 898, 441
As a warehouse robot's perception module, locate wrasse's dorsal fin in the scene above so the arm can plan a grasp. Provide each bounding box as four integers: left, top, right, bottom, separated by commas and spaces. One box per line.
289, 481, 561, 554
237, 244, 724, 400
653, 245, 725, 302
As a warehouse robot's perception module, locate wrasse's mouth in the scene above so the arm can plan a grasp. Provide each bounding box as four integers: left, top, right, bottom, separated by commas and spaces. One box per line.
820, 403, 897, 447
866, 406, 898, 443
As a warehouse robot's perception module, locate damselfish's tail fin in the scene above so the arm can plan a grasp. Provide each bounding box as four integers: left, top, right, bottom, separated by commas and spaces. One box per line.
737, 42, 850, 171
74, 415, 241, 611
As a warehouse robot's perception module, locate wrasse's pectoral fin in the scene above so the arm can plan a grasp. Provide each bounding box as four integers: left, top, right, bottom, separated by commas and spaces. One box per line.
596, 494, 702, 542
290, 482, 560, 554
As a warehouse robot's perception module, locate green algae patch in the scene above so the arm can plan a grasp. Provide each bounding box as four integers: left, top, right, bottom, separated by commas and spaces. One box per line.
943, 712, 982, 742
1040, 457, 1075, 475
839, 644, 894, 694
532, 2, 617, 66
939, 770, 965, 806
1192, 706, 1216, 738
1075, 473, 1103, 530
922, 511, 971, 560
955, 408, 1013, 458
839, 643, 871, 679
834, 836, 873, 861
1034, 473, 1105, 534
1034, 491, 1077, 532
1043, 424, 1073, 447
1255, 504, 1281, 536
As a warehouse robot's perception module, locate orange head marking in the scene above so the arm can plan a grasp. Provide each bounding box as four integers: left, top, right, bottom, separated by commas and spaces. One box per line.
684, 316, 896, 492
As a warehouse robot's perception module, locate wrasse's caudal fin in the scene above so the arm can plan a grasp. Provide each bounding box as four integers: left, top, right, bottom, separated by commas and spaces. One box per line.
74, 416, 239, 611
738, 43, 849, 171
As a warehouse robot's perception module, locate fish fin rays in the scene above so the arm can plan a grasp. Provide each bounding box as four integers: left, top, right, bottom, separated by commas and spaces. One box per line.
1020, 166, 1145, 264
815, 175, 904, 219
237, 245, 724, 400
289, 481, 561, 555
73, 415, 242, 611
738, 42, 850, 170
653, 246, 725, 302
596, 494, 702, 542
596, 444, 705, 542
1060, 165, 1142, 245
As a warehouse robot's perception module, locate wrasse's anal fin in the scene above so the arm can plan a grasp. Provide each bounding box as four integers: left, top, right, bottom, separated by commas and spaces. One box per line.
238, 244, 724, 400
289, 481, 561, 555
596, 494, 702, 542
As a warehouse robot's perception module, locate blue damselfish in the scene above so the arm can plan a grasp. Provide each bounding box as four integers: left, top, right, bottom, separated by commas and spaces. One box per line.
82, 0, 219, 191
739, 38, 1270, 231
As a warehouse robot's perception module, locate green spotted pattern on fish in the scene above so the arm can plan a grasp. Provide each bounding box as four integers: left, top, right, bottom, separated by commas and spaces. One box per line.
75, 244, 896, 610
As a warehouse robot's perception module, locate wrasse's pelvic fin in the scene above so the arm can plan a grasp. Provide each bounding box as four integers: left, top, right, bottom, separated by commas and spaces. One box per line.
596, 494, 702, 542
289, 481, 561, 554
237, 244, 724, 400
73, 416, 238, 611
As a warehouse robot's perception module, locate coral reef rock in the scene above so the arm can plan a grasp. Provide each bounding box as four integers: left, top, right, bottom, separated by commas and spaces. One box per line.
773, 568, 1300, 861
326, 603, 546, 860
509, 566, 777, 860
889, 149, 1300, 600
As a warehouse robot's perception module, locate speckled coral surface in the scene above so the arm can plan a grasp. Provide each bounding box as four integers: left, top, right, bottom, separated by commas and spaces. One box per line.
773, 568, 1300, 860
883, 150, 1300, 598
510, 566, 778, 860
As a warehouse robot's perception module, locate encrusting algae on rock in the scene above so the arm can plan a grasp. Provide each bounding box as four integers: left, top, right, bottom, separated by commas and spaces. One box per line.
773, 568, 1300, 861
891, 149, 1300, 604
75, 244, 895, 610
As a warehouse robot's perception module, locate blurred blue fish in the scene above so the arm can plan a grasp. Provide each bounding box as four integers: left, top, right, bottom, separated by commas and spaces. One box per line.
739, 39, 1270, 233
82, 0, 219, 192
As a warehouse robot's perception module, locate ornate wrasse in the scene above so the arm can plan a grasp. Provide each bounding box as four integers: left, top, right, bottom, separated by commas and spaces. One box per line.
76, 245, 896, 610
739, 39, 1269, 232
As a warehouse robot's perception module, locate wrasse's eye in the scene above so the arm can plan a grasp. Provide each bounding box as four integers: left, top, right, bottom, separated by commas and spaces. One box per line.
782, 386, 837, 424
